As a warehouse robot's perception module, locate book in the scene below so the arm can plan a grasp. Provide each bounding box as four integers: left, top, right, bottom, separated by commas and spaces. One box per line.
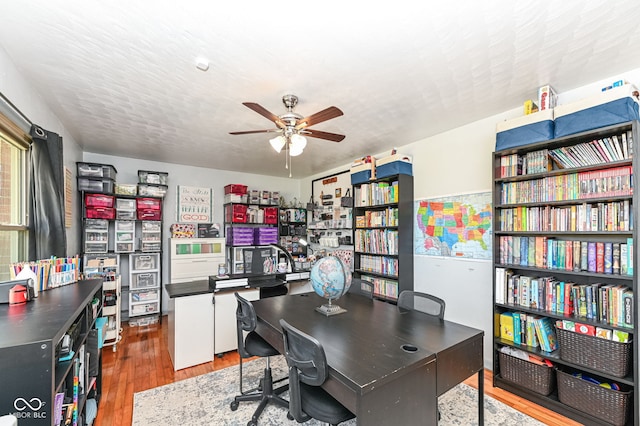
587, 242, 597, 272
499, 312, 515, 342
534, 316, 558, 352
612, 243, 621, 274
512, 312, 522, 345
595, 242, 605, 273
604, 242, 613, 274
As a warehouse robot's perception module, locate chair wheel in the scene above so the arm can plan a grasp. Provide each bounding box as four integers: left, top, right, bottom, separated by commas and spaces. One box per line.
230, 401, 239, 411
287, 412, 294, 420
247, 421, 257, 426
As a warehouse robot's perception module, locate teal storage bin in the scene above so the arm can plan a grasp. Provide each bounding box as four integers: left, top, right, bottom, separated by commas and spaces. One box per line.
95, 317, 108, 348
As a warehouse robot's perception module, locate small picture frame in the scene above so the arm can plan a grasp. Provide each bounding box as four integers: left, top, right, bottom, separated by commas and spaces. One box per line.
335, 188, 342, 198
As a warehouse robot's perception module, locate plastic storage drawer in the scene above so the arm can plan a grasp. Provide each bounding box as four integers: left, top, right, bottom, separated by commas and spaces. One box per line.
137, 198, 162, 210
130, 272, 157, 289
137, 209, 161, 220
77, 162, 117, 179
116, 198, 136, 210
138, 170, 168, 185
130, 301, 160, 316
224, 184, 248, 194
131, 254, 158, 270
85, 193, 115, 208
130, 289, 159, 302
85, 207, 115, 220
78, 177, 114, 193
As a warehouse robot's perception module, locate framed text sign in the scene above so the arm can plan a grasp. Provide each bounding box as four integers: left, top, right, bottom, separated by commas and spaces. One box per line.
177, 185, 214, 223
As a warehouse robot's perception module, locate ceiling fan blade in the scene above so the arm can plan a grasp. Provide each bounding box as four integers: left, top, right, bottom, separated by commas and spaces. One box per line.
295, 106, 344, 129
303, 129, 345, 142
229, 129, 280, 135
243, 102, 286, 128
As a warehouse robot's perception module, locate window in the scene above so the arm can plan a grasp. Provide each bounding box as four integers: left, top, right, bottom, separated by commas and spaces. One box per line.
0, 131, 29, 280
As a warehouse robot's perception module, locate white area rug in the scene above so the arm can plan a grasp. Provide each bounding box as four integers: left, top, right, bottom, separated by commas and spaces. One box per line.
133, 356, 544, 425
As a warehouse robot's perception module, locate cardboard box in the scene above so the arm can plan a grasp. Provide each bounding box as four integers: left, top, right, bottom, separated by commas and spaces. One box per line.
495, 109, 555, 151
554, 84, 640, 138
538, 85, 557, 111
376, 154, 412, 178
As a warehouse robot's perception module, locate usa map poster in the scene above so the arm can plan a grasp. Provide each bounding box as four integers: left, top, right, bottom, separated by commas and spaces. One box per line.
414, 192, 492, 260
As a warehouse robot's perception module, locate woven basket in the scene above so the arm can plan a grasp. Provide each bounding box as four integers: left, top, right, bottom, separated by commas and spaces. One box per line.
557, 370, 632, 426
499, 352, 555, 396
556, 328, 632, 377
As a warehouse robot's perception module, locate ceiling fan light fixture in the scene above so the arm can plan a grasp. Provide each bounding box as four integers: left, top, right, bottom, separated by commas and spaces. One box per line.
289, 134, 307, 156
269, 135, 286, 153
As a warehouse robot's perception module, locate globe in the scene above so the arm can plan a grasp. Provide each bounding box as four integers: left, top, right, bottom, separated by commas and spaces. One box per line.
309, 256, 352, 316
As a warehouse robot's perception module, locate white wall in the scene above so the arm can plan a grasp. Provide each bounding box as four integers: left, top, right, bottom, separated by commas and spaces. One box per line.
0, 46, 84, 255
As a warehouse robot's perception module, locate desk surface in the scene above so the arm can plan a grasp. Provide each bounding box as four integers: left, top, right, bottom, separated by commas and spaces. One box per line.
254, 293, 438, 392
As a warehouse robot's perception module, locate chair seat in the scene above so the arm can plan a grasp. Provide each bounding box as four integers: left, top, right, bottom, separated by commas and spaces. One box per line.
299, 382, 355, 424
245, 331, 280, 358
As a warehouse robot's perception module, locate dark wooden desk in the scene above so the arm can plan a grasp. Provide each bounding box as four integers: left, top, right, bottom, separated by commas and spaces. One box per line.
252, 293, 484, 425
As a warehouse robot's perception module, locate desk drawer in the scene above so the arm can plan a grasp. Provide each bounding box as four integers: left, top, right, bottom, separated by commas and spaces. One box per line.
171, 258, 223, 281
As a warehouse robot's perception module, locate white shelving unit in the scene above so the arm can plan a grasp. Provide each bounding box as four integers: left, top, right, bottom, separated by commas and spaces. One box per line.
84, 253, 123, 351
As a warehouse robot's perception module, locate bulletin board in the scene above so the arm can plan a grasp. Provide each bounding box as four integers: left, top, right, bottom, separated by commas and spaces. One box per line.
311, 170, 351, 207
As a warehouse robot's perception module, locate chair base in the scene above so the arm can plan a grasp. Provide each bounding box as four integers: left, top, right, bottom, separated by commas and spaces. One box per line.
230, 366, 288, 426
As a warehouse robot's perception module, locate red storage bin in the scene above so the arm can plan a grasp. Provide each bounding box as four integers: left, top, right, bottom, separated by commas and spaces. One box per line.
136, 197, 161, 210
264, 207, 278, 224
224, 184, 248, 195
84, 193, 115, 208
137, 209, 162, 220
86, 207, 116, 220
225, 204, 248, 223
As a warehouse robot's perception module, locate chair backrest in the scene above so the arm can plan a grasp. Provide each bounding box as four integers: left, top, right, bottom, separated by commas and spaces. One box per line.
397, 290, 446, 319
235, 292, 258, 358
348, 278, 374, 299
280, 319, 329, 422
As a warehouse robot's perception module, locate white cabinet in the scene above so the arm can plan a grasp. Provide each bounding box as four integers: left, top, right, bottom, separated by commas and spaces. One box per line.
168, 292, 215, 370
169, 238, 226, 283
214, 288, 259, 355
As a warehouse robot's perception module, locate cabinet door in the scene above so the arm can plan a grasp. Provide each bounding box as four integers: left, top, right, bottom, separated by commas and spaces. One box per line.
169, 293, 215, 370
214, 288, 259, 355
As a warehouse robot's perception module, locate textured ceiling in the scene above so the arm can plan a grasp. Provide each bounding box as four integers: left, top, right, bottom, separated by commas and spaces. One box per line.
1, 1, 640, 178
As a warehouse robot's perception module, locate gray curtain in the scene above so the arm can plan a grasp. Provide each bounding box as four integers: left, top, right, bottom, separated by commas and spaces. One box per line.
28, 124, 67, 259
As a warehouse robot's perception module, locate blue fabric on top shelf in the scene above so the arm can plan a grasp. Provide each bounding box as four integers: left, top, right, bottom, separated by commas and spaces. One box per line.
495, 119, 554, 151
376, 161, 413, 178
554, 97, 640, 138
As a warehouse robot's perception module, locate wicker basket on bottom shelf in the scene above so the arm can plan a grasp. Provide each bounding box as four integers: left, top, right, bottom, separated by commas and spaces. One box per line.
557, 369, 632, 426
499, 351, 555, 396
556, 327, 632, 377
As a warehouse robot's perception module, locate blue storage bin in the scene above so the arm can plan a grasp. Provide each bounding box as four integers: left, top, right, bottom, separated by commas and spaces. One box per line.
495, 109, 554, 151
351, 163, 374, 185
554, 85, 640, 138
376, 154, 413, 178
95, 317, 108, 348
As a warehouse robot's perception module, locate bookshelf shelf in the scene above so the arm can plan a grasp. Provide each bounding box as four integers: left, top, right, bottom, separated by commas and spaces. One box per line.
492, 120, 639, 426
353, 173, 413, 301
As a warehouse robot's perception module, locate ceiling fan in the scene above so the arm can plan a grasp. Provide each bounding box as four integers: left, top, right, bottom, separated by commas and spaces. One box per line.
229, 94, 345, 146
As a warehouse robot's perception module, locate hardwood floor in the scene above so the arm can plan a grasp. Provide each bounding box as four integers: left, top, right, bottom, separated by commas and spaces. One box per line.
95, 316, 581, 426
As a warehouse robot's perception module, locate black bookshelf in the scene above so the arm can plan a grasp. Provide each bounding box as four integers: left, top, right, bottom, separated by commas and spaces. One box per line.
0, 279, 103, 425
352, 173, 414, 301
492, 121, 639, 426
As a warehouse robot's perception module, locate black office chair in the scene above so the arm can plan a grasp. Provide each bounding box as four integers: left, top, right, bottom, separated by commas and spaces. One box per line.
280, 319, 356, 426
230, 293, 288, 426
348, 278, 374, 299
397, 290, 446, 319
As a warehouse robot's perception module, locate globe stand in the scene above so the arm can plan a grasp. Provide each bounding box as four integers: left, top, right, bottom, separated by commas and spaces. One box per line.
315, 298, 347, 316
